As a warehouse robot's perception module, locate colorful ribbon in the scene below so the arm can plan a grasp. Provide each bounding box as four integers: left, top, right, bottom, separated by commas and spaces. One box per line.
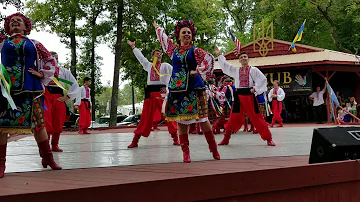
152, 57, 170, 76
0, 64, 16, 110
52, 77, 67, 91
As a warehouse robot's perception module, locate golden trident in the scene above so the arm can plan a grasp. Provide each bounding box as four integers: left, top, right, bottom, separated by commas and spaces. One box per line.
253, 20, 274, 57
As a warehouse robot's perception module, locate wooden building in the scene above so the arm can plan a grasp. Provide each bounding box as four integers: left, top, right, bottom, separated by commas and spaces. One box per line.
214, 39, 360, 123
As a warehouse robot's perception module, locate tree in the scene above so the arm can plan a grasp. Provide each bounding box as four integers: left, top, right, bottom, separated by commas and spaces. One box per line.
26, 0, 85, 77
109, 0, 124, 127
308, 0, 360, 53
120, 0, 226, 92
118, 83, 144, 105
78, 0, 112, 120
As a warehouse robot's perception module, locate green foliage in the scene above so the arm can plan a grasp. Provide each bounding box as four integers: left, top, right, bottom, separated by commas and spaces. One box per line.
118, 0, 226, 91
26, 0, 84, 45
0, 0, 23, 35
222, 0, 360, 53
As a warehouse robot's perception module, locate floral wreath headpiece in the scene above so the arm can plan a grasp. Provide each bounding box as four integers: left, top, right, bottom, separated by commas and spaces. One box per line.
174, 20, 197, 44
4, 13, 32, 35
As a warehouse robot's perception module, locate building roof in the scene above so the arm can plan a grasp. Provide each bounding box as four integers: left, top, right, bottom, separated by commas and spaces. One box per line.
214, 39, 360, 70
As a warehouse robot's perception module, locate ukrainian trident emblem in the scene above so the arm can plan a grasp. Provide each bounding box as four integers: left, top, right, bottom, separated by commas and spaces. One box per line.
253, 20, 274, 57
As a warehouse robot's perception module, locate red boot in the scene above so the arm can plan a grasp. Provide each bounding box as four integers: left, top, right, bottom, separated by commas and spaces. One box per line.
267, 138, 276, 146
212, 120, 220, 134
243, 118, 248, 132
248, 124, 254, 133
51, 133, 63, 152
37, 139, 62, 170
277, 120, 283, 127
269, 120, 275, 127
189, 124, 197, 134
179, 134, 191, 163
204, 131, 220, 160
128, 134, 141, 148
83, 129, 91, 134
218, 130, 231, 145
0, 144, 6, 178
78, 126, 84, 134
152, 122, 160, 131
171, 133, 180, 146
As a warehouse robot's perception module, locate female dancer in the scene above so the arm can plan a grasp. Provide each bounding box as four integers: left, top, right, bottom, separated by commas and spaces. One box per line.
0, 13, 62, 178
153, 20, 220, 163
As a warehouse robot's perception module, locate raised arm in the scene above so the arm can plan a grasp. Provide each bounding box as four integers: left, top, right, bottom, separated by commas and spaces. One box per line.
153, 21, 177, 58
322, 78, 327, 92
215, 47, 237, 76
127, 40, 152, 72
194, 47, 214, 81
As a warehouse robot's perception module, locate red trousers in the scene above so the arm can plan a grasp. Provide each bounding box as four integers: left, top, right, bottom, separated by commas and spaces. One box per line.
134, 92, 177, 137
44, 90, 66, 134
224, 94, 271, 141
271, 100, 283, 125
79, 100, 91, 130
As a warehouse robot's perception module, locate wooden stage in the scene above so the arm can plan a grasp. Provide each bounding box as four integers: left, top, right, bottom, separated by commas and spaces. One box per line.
1, 125, 360, 201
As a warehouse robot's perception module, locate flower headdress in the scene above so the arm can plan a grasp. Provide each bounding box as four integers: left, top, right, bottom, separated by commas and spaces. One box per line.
4, 13, 32, 35
174, 20, 197, 44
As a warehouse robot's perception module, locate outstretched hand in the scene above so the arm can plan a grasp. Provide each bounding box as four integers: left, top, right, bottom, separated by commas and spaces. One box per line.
153, 21, 158, 28
214, 47, 220, 56
127, 40, 135, 48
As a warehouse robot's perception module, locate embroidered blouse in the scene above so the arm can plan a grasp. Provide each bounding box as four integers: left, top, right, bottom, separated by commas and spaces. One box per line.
218, 55, 267, 95
155, 26, 214, 81
133, 48, 172, 86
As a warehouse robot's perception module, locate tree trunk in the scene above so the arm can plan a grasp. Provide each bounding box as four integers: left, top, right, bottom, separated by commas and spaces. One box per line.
70, 13, 77, 78
90, 30, 96, 121
131, 80, 135, 115
110, 0, 124, 126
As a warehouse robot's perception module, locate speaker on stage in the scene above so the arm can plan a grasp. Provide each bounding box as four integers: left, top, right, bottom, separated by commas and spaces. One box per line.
309, 127, 360, 164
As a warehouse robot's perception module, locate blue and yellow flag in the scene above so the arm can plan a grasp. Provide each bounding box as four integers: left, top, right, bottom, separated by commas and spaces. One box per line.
290, 19, 306, 53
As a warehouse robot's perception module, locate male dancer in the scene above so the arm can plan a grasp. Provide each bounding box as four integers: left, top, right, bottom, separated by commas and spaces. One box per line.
268, 80, 285, 127
215, 48, 276, 146
75, 77, 92, 134
126, 40, 179, 148
44, 52, 80, 152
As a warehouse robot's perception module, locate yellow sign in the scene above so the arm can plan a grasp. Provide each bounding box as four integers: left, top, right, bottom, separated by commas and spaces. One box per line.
253, 20, 274, 57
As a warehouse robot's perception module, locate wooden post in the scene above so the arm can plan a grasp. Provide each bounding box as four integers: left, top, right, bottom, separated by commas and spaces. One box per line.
326, 71, 331, 123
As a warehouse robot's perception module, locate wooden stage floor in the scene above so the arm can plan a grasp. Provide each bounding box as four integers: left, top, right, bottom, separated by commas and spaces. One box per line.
1, 125, 360, 201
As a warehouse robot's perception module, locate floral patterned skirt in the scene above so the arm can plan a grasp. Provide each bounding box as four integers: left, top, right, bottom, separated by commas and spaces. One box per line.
165, 89, 208, 122
0, 92, 45, 134
258, 103, 267, 118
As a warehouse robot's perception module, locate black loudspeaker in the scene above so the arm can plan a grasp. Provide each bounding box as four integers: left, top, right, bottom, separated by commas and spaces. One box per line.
309, 127, 360, 164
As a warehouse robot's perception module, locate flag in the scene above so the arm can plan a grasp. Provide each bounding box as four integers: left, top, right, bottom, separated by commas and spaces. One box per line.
290, 19, 306, 53
327, 82, 340, 122
229, 29, 241, 52
327, 82, 339, 105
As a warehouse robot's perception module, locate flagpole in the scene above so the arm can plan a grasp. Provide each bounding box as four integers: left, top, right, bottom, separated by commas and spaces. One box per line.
288, 19, 306, 52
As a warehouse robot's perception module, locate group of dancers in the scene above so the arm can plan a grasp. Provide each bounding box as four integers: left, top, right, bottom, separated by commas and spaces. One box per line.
0, 12, 286, 178
0, 13, 92, 178
127, 19, 287, 163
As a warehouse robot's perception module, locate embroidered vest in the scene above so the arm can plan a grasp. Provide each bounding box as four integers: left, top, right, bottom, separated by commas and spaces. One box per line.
150, 62, 161, 81
239, 66, 251, 88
